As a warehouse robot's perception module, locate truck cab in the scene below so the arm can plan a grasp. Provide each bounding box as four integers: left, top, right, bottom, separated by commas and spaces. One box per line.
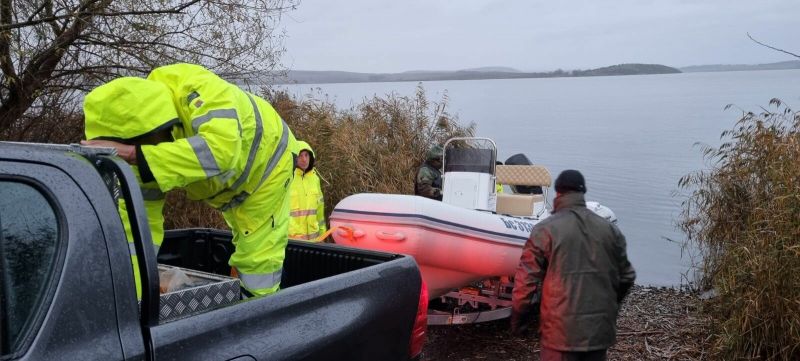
0, 142, 427, 360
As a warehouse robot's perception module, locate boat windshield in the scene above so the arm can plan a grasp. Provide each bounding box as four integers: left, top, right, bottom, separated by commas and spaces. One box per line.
444, 148, 494, 174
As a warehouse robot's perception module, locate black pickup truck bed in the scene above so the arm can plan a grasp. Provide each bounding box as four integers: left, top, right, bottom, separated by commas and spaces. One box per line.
0, 142, 426, 361
160, 228, 407, 288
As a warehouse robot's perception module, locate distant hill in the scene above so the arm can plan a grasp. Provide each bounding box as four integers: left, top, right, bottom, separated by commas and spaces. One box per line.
680, 60, 800, 73
275, 70, 375, 84
271, 63, 681, 85
402, 70, 446, 74
460, 66, 522, 73
402, 67, 521, 74
572, 63, 681, 76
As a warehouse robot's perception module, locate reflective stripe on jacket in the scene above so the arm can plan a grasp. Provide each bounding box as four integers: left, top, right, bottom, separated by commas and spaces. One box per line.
512, 192, 636, 351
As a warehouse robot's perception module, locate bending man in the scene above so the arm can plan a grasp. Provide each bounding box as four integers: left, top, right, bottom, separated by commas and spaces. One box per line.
83, 63, 296, 297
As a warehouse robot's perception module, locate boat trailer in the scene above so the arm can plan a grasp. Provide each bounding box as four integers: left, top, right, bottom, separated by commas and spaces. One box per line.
427, 277, 514, 325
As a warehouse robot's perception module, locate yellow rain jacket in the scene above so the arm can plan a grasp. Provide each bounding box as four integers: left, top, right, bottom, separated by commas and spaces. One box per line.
84, 77, 173, 299
289, 141, 326, 242
84, 64, 296, 297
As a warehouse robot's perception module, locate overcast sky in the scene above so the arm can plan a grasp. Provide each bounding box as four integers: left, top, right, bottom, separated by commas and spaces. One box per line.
279, 0, 799, 73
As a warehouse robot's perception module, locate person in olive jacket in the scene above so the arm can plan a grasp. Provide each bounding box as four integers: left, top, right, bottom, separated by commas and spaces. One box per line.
415, 145, 444, 201
511, 169, 636, 361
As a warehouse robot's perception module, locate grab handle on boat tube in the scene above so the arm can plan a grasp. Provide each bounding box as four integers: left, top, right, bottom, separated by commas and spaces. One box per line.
375, 231, 406, 242
336, 226, 366, 241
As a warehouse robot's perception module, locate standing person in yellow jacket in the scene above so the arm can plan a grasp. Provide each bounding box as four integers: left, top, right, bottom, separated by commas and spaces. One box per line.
289, 141, 327, 242
495, 161, 504, 194
82, 63, 296, 297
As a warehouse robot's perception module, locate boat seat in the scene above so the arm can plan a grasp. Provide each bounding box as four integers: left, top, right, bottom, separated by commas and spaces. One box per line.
496, 193, 544, 216
495, 165, 551, 217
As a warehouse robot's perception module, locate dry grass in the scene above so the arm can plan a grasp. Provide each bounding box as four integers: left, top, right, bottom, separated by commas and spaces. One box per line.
422, 286, 711, 361
0, 111, 85, 143
611, 287, 711, 360
3, 85, 472, 232
269, 85, 474, 222
679, 99, 800, 360
161, 85, 475, 230
168, 86, 476, 229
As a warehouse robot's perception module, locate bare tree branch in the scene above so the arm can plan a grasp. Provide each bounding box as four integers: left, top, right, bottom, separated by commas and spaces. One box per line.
25, 1, 48, 23
51, 64, 149, 78
1, 0, 296, 140
1, 0, 106, 129
747, 32, 800, 59
0, 0, 202, 30
43, 0, 63, 35
0, 0, 18, 82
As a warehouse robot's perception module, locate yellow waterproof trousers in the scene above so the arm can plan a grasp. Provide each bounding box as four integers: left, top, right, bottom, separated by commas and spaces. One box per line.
224, 149, 293, 296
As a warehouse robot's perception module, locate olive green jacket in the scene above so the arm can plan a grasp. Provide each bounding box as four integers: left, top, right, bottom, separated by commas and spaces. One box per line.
512, 192, 636, 351
414, 162, 442, 200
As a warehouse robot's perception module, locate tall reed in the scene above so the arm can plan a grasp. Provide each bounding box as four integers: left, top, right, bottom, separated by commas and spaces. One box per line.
270, 85, 473, 218
2, 85, 473, 234
679, 99, 800, 360
166, 85, 473, 230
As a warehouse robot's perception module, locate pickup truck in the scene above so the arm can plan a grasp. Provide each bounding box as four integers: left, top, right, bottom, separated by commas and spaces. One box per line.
0, 142, 428, 361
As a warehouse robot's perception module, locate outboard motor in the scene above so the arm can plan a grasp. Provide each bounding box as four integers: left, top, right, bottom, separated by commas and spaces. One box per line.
504, 153, 543, 195
586, 201, 618, 223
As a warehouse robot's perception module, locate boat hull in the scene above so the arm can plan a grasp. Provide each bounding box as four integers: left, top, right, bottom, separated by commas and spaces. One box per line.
330, 193, 543, 298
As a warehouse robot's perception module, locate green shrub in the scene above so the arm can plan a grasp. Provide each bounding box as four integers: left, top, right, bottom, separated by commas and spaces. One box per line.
679, 99, 800, 360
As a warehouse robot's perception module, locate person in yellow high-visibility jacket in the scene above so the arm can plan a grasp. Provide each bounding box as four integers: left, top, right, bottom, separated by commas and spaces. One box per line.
496, 161, 504, 194
289, 141, 327, 242
82, 63, 296, 297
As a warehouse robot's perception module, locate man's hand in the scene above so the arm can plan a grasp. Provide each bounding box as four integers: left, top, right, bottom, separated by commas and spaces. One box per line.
617, 281, 634, 303
510, 317, 529, 336
81, 140, 137, 164
510, 306, 539, 337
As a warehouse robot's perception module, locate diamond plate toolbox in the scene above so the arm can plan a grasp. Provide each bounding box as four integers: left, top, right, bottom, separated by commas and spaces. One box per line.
156, 264, 240, 322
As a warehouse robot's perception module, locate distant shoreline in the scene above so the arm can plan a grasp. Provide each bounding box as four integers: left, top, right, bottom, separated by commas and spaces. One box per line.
271, 63, 680, 85
680, 60, 800, 73
267, 60, 800, 85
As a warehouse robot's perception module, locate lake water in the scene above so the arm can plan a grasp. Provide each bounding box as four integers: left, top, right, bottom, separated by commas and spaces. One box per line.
280, 69, 800, 286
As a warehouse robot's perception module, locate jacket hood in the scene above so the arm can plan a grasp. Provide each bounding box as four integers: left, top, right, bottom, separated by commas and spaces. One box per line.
146, 63, 222, 118
295, 140, 316, 171
84, 77, 179, 142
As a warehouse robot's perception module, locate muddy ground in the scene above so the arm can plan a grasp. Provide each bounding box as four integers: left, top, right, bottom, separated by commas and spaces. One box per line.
421, 286, 710, 361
